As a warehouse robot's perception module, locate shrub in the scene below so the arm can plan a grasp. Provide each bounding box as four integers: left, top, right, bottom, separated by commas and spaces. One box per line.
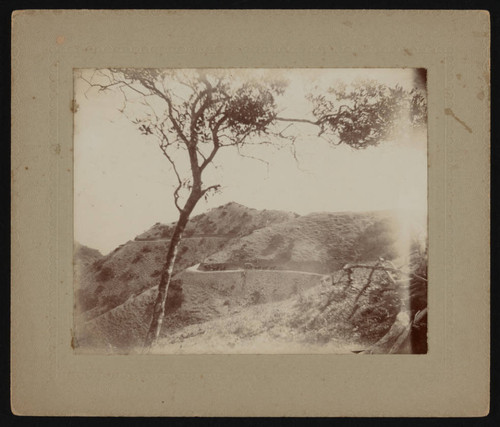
184, 229, 195, 238
201, 220, 217, 234
101, 294, 125, 310
131, 253, 143, 264
160, 226, 172, 238
92, 258, 106, 271
276, 241, 294, 262
350, 304, 397, 342
141, 245, 152, 253
232, 247, 248, 261
229, 225, 242, 235
249, 290, 264, 305
263, 234, 285, 255
119, 270, 135, 282
165, 279, 184, 313
96, 266, 114, 282
150, 269, 161, 278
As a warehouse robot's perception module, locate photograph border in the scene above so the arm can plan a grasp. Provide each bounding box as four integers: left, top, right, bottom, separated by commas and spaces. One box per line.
72, 66, 429, 356
11, 10, 490, 416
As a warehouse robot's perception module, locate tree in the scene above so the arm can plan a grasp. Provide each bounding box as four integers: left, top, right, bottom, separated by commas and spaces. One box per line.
80, 68, 427, 349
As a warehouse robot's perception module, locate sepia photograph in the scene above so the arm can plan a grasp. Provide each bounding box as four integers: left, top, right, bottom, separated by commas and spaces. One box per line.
12, 10, 490, 416
73, 68, 428, 355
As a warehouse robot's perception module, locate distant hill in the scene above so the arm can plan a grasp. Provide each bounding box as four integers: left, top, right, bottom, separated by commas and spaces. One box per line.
134, 202, 298, 240
204, 210, 403, 273
74, 202, 426, 352
74, 242, 103, 265
74, 202, 297, 320
76, 267, 401, 354
74, 242, 103, 286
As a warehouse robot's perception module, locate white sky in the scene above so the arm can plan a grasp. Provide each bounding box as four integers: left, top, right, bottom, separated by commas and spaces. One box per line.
74, 69, 427, 254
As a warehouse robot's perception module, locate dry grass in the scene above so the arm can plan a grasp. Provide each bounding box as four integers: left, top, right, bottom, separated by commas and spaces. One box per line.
205, 210, 393, 272
76, 266, 400, 354
151, 269, 400, 354
75, 202, 298, 320
74, 203, 422, 353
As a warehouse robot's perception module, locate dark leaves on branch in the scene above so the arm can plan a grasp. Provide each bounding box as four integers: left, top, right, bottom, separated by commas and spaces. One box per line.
139, 124, 153, 135
225, 82, 282, 136
310, 80, 427, 149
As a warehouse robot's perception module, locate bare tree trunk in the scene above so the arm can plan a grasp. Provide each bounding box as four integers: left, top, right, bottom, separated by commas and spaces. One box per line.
143, 186, 202, 350
143, 211, 189, 349
348, 262, 380, 319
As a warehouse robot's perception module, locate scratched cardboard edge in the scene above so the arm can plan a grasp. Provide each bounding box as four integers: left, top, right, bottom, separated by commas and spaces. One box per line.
10, 10, 490, 416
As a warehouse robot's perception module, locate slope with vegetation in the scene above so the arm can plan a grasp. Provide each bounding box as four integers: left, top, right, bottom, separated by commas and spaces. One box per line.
204, 210, 407, 273
74, 203, 427, 353
75, 202, 297, 321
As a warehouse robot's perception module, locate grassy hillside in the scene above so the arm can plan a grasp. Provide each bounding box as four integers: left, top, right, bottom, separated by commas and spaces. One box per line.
75, 266, 401, 354
135, 202, 298, 240
204, 210, 403, 273
74, 242, 103, 265
149, 267, 401, 354
75, 236, 232, 320
74, 242, 103, 287
74, 203, 426, 353
75, 202, 297, 320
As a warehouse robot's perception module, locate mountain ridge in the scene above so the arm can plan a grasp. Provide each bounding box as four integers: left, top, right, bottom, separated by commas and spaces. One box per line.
74, 202, 425, 352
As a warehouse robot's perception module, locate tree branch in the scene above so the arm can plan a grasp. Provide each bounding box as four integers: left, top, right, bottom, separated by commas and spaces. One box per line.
275, 116, 319, 126
157, 144, 184, 212
136, 77, 191, 147
201, 184, 221, 196
200, 114, 227, 171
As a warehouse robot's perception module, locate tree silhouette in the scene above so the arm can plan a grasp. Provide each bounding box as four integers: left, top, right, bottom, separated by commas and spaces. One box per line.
80, 68, 427, 349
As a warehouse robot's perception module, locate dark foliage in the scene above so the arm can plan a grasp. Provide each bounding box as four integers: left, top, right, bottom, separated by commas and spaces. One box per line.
249, 290, 265, 305
308, 79, 427, 149
76, 289, 98, 312
165, 279, 184, 313
262, 234, 285, 255
160, 226, 172, 238
131, 253, 143, 264
96, 266, 115, 282
150, 269, 161, 278
409, 242, 428, 353
101, 294, 126, 310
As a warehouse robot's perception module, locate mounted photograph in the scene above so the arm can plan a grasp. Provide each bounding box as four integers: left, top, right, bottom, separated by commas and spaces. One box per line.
73, 68, 428, 355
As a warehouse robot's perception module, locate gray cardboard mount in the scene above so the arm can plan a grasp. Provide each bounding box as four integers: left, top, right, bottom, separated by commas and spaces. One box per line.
11, 10, 490, 416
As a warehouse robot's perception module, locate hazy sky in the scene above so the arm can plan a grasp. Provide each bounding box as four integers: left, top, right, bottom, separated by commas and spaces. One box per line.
74, 69, 427, 254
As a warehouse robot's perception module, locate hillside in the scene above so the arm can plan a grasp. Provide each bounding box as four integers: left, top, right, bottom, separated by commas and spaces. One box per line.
152, 269, 400, 355
74, 242, 103, 285
76, 267, 402, 354
74, 242, 103, 265
74, 203, 425, 353
203, 210, 405, 273
75, 202, 297, 320
134, 202, 298, 240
